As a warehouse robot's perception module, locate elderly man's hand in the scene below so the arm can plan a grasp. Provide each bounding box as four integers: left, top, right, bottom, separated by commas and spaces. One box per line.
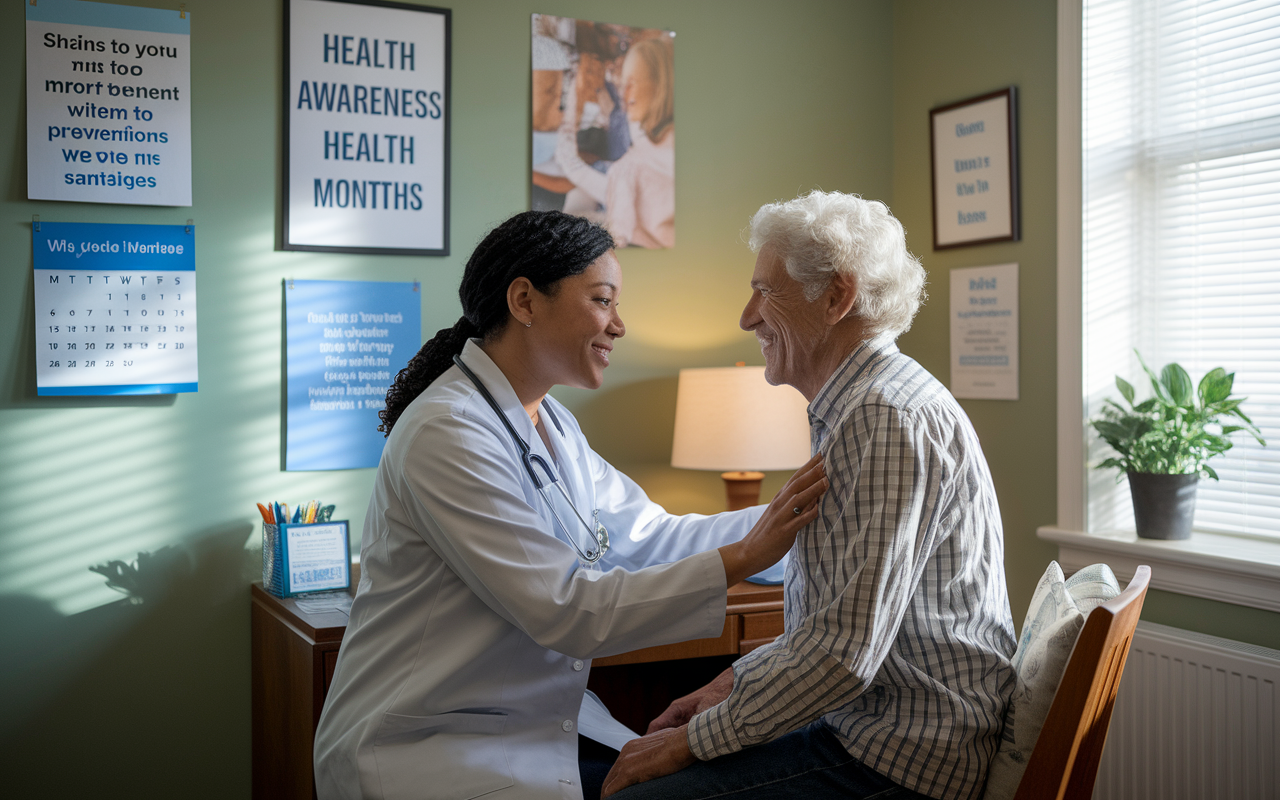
646, 667, 734, 733
600, 725, 696, 799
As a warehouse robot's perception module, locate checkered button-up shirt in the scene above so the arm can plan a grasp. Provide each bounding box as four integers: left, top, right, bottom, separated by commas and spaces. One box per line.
687, 338, 1017, 800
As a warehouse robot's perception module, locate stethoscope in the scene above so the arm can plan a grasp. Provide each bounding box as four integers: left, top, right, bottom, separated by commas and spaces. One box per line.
453, 354, 610, 564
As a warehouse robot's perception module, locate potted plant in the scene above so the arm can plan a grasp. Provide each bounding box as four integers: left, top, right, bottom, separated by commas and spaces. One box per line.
1090, 353, 1266, 540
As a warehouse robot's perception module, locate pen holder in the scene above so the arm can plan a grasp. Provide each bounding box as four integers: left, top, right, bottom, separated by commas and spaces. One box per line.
261, 520, 352, 598
262, 523, 286, 597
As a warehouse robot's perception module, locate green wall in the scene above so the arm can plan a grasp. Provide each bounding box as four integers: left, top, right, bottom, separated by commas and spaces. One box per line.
3, 1, 1274, 797
890, 0, 1061, 639
0, 1, 892, 796
890, 0, 1280, 651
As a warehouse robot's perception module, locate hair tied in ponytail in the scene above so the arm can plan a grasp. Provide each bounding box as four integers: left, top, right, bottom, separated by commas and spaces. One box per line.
378, 210, 614, 437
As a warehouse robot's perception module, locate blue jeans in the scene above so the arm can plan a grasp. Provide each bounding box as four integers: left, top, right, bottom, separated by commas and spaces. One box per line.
609, 722, 932, 800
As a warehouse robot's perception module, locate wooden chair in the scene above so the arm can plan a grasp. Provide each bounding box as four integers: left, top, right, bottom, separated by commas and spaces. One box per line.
1012, 565, 1151, 800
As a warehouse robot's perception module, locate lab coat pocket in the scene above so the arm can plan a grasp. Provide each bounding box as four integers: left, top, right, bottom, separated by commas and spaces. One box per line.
373, 711, 513, 800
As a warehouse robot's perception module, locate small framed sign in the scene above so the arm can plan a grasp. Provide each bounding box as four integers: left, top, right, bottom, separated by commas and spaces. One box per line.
265, 520, 352, 596
930, 87, 1019, 250
283, 0, 450, 255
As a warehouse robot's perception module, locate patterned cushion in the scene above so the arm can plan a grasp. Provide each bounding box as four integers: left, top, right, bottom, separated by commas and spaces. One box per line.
1065, 562, 1121, 617
981, 562, 1120, 800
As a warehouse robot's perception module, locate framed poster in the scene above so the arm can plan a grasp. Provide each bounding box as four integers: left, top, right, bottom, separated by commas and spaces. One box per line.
25, 0, 192, 206
530, 14, 675, 249
930, 87, 1019, 250
33, 221, 198, 396
284, 0, 450, 255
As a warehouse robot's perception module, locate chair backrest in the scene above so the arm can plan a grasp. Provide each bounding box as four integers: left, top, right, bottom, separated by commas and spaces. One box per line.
1011, 565, 1151, 800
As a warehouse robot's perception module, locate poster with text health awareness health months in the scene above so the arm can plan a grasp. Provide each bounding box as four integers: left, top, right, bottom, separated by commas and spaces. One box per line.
285, 0, 450, 255
286, 280, 421, 471
34, 221, 198, 396
27, 0, 192, 206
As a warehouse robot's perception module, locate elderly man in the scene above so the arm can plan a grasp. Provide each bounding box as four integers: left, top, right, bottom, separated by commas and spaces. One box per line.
603, 191, 1016, 800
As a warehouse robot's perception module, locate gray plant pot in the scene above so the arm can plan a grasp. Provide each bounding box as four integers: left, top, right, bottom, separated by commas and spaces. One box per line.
1127, 471, 1199, 540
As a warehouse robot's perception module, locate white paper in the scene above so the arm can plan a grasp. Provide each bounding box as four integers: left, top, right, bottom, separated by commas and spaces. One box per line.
932, 95, 1013, 246
578, 690, 640, 751
26, 2, 192, 206
950, 263, 1018, 400
295, 593, 353, 614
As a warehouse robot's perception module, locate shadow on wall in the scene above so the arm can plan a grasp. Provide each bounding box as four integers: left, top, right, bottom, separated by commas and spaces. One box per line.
0, 521, 257, 798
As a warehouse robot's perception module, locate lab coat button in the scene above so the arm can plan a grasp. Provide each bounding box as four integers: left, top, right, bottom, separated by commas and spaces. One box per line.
562, 719, 574, 732
573, 660, 584, 671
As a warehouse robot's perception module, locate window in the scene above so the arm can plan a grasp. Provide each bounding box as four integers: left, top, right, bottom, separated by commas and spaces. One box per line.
1082, 0, 1280, 539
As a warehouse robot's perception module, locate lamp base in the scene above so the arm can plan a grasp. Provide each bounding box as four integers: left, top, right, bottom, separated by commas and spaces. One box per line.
721, 471, 766, 511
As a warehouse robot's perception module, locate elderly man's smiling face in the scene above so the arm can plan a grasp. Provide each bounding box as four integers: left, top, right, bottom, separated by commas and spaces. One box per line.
740, 247, 833, 398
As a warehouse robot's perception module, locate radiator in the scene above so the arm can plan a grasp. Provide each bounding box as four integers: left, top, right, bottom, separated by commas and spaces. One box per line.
1092, 621, 1280, 800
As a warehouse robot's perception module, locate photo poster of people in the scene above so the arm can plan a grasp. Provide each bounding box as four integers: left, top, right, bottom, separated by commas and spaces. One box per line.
531, 14, 675, 249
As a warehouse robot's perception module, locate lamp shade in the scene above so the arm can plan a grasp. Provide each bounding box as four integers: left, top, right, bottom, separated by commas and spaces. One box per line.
671, 366, 811, 471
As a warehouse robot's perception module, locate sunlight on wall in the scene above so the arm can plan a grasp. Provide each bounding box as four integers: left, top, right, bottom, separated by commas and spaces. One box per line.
614, 247, 758, 353
0, 223, 386, 616
217, 227, 380, 555
0, 407, 184, 614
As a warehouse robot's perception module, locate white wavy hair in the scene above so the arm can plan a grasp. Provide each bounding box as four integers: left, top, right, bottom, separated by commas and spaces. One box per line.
748, 191, 927, 339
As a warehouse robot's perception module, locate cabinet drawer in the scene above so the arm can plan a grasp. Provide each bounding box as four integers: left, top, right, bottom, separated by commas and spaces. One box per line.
323, 650, 339, 693
741, 610, 783, 641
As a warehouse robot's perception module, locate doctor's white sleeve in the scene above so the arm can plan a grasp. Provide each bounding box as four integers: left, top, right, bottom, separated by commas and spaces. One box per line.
585, 445, 765, 572
394, 411, 729, 660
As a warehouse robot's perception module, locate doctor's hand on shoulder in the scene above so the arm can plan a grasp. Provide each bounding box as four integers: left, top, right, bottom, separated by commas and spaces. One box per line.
717, 452, 826, 586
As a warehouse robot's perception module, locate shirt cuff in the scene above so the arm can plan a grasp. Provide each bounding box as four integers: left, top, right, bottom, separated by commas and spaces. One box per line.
686, 700, 743, 761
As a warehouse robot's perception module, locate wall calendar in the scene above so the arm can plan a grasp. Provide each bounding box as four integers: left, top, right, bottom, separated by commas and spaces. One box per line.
33, 220, 197, 396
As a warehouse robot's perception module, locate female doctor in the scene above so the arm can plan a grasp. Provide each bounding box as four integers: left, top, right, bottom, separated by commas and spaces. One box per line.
313, 211, 825, 800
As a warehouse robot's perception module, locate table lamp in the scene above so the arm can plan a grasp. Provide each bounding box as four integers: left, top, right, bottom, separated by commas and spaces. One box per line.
671, 364, 812, 510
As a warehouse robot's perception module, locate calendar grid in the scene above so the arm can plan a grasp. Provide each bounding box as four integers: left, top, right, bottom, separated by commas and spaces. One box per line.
32, 222, 198, 396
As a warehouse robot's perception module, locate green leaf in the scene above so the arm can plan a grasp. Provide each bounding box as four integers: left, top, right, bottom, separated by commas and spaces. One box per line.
1091, 421, 1132, 450
1161, 362, 1194, 407
1137, 351, 1172, 404
1198, 368, 1233, 406
1134, 398, 1160, 413
1116, 376, 1136, 405
1225, 404, 1255, 425
1202, 463, 1220, 481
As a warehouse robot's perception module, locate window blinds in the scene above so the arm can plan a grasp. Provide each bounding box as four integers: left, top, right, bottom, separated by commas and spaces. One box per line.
1084, 0, 1280, 538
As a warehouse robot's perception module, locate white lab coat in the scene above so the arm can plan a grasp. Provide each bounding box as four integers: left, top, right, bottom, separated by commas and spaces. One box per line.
314, 340, 763, 800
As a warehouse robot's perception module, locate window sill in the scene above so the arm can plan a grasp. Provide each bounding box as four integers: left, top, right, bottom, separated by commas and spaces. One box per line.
1036, 526, 1280, 613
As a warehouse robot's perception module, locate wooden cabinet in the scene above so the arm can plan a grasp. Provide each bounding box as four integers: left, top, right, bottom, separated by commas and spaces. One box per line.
251, 583, 350, 800
250, 580, 783, 799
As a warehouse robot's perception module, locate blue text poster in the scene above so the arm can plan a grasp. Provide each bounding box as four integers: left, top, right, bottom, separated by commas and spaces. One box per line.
26, 0, 192, 206
285, 0, 449, 254
286, 279, 421, 470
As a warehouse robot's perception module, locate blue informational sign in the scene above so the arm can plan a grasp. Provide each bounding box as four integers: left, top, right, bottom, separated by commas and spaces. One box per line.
285, 279, 421, 470
33, 221, 198, 395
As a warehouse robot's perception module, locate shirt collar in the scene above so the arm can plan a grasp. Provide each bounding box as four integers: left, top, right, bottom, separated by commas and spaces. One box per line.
456, 338, 543, 442
807, 335, 899, 434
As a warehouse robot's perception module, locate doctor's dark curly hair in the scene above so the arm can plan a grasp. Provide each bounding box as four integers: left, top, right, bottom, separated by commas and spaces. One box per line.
379, 210, 614, 437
